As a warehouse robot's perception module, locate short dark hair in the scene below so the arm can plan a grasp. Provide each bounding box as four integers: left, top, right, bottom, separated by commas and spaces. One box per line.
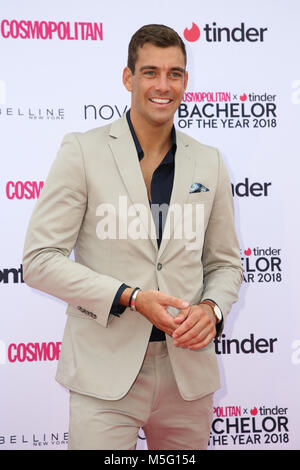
127, 24, 187, 74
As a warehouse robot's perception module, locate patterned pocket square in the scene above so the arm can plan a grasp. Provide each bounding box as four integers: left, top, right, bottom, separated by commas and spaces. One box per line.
189, 182, 210, 193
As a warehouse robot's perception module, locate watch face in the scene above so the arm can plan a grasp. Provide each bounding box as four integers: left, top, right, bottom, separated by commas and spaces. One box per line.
214, 305, 222, 321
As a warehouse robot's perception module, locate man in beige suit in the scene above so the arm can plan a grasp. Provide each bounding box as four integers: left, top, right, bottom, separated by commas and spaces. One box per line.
23, 24, 243, 450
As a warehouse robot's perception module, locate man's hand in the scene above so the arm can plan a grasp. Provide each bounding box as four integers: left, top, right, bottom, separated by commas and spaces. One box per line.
134, 289, 189, 337
172, 303, 217, 349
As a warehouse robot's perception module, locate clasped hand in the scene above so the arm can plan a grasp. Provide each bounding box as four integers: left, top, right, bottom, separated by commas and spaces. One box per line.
135, 290, 216, 350
173, 304, 217, 350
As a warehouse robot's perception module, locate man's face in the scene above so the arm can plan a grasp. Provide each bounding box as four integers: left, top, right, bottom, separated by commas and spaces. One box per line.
123, 43, 188, 127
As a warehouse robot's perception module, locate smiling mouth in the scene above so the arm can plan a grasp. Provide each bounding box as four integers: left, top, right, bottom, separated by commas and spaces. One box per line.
149, 98, 172, 104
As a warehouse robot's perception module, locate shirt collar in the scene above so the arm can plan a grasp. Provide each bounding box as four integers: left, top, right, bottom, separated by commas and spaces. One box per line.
126, 109, 176, 163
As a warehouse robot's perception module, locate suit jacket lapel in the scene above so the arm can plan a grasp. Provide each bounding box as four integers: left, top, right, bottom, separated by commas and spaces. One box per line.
158, 135, 195, 258
108, 116, 195, 257
108, 115, 158, 252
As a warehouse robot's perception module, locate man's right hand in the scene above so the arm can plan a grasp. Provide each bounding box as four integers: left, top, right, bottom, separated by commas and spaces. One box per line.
120, 288, 189, 337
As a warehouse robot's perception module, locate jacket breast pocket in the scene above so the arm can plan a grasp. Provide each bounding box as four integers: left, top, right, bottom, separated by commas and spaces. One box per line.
186, 191, 213, 206
183, 192, 213, 247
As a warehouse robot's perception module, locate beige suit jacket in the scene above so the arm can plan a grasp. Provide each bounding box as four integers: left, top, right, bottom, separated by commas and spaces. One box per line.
23, 114, 243, 401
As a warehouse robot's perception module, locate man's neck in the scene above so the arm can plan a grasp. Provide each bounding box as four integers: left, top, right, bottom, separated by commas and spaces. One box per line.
129, 109, 173, 158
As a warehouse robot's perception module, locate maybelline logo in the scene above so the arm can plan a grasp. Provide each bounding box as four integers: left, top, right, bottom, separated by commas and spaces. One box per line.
0, 83, 64, 119
0, 432, 68, 447
0, 106, 64, 120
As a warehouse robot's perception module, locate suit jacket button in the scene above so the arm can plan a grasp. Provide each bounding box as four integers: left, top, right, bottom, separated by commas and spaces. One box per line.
157, 263, 162, 271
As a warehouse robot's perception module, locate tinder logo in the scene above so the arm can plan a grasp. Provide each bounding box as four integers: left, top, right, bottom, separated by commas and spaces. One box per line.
184, 23, 200, 42
183, 22, 268, 43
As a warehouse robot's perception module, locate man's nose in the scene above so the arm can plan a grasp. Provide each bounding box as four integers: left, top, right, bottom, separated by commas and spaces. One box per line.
155, 73, 170, 93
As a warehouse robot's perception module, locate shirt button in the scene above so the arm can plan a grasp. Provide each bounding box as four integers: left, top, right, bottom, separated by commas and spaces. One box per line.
157, 263, 162, 271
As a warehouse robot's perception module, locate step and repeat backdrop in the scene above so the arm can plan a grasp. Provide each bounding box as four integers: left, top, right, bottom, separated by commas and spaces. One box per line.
1, 0, 299, 450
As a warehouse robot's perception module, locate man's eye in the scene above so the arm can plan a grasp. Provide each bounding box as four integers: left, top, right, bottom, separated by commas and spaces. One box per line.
170, 72, 182, 78
144, 70, 155, 76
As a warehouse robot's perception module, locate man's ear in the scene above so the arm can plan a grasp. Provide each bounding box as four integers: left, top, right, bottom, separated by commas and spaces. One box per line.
123, 66, 133, 92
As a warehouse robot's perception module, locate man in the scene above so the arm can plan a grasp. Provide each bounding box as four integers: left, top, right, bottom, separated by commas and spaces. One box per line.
23, 24, 243, 450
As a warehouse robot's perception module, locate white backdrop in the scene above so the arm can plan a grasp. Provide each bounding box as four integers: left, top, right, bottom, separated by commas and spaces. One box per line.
1, 0, 299, 450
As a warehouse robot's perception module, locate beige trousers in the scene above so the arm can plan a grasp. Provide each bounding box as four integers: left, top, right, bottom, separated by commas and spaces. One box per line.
68, 341, 213, 450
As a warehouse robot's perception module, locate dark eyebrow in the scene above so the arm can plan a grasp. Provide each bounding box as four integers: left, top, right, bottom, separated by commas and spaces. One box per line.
170, 67, 186, 73
139, 65, 185, 73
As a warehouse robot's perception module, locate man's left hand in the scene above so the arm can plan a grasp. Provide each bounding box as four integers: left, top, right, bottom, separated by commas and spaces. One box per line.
172, 304, 216, 349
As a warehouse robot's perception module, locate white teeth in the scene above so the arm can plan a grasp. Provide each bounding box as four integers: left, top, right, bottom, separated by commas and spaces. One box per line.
150, 98, 171, 104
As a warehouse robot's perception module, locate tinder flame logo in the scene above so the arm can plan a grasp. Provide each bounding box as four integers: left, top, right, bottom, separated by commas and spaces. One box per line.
184, 23, 200, 42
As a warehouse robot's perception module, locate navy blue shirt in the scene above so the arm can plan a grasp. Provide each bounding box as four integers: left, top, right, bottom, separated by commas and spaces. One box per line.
109, 110, 177, 341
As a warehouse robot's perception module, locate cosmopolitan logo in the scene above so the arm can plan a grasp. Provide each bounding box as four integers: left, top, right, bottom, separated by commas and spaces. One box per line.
0, 340, 62, 364
182, 91, 231, 103
182, 91, 275, 103
0, 19, 103, 41
184, 22, 268, 43
6, 181, 44, 199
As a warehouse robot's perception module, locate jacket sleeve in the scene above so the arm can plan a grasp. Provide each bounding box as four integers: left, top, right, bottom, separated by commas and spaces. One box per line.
200, 149, 243, 326
22, 133, 125, 328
